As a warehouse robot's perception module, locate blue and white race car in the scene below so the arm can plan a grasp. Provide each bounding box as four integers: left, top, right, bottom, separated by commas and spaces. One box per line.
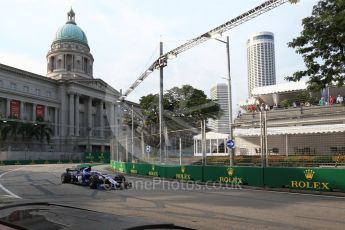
61, 166, 132, 190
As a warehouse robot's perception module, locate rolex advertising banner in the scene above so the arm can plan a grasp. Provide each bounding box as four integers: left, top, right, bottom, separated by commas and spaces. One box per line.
114, 161, 129, 173
264, 167, 345, 192
146, 164, 165, 177
165, 165, 203, 181
121, 162, 151, 176
84, 152, 110, 163
203, 166, 264, 187
110, 161, 345, 193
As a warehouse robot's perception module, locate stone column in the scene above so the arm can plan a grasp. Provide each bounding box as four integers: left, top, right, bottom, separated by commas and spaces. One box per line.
32, 103, 36, 121
99, 101, 104, 138
69, 93, 75, 136
6, 98, 10, 117
88, 97, 93, 137
44, 105, 48, 121
75, 94, 80, 136
110, 102, 115, 135
54, 108, 58, 137
58, 84, 67, 137
20, 101, 24, 120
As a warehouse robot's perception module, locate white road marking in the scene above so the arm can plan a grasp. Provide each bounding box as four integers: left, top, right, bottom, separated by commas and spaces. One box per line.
240, 187, 345, 199
0, 167, 23, 199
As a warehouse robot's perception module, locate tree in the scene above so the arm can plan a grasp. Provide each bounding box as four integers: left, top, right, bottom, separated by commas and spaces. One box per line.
18, 122, 36, 141
138, 85, 222, 150
0, 118, 53, 148
163, 85, 221, 129
1, 120, 21, 141
32, 119, 53, 144
285, 0, 345, 91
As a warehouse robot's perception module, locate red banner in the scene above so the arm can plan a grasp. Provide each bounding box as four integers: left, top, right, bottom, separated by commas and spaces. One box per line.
36, 104, 45, 119
10, 100, 20, 119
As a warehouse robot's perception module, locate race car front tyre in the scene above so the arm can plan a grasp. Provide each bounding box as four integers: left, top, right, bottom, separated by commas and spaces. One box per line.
61, 172, 71, 183
124, 182, 132, 189
114, 174, 126, 184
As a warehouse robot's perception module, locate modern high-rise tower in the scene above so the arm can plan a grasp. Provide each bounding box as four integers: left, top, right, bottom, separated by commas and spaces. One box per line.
209, 83, 229, 134
247, 31, 276, 96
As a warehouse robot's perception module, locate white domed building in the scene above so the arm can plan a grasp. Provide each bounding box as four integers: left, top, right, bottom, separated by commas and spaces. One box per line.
47, 9, 94, 80
0, 9, 127, 158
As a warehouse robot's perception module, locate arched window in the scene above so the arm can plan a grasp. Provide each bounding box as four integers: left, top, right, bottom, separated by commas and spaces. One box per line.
50, 56, 55, 71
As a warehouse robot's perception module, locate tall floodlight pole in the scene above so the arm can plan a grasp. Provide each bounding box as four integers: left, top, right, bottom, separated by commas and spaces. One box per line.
159, 41, 164, 164
213, 35, 233, 166
226, 36, 233, 166
131, 105, 134, 162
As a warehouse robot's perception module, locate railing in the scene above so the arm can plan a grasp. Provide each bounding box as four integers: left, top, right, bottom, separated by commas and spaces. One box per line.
190, 155, 345, 167
236, 104, 345, 124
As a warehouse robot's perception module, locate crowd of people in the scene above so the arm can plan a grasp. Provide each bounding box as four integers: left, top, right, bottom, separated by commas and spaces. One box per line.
319, 94, 344, 105
244, 94, 344, 114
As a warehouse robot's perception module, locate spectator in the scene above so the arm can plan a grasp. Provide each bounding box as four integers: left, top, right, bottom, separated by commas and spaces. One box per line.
247, 105, 256, 112
336, 94, 343, 104
260, 103, 264, 111
329, 95, 335, 105
237, 110, 242, 118
292, 101, 297, 108
265, 104, 270, 111
305, 101, 311, 107
319, 97, 325, 106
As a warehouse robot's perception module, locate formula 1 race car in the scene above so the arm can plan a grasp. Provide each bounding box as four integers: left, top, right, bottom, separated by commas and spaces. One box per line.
61, 166, 132, 190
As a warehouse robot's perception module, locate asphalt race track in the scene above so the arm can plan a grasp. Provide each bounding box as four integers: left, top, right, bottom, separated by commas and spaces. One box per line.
0, 164, 345, 230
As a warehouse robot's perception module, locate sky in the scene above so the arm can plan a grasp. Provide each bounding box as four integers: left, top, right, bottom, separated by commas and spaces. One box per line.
0, 0, 318, 114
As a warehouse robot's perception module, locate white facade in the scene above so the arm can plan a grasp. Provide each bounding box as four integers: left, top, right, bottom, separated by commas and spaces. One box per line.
208, 83, 229, 134
247, 31, 276, 96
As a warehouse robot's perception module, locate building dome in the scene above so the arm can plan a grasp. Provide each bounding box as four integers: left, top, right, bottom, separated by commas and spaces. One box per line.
52, 8, 88, 46
46, 8, 94, 80
53, 23, 88, 45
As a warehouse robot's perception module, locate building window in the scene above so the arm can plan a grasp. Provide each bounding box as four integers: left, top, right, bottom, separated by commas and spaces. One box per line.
0, 80, 3, 87
36, 88, 40, 96
23, 85, 29, 92
46, 91, 51, 97
57, 59, 62, 69
10, 82, 16, 90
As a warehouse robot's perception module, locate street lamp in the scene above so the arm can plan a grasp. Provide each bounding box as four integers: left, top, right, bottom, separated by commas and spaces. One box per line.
122, 105, 135, 162
210, 34, 234, 166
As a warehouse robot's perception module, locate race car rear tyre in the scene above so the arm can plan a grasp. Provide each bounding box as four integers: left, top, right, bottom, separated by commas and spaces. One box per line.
61, 172, 71, 183
89, 175, 101, 189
